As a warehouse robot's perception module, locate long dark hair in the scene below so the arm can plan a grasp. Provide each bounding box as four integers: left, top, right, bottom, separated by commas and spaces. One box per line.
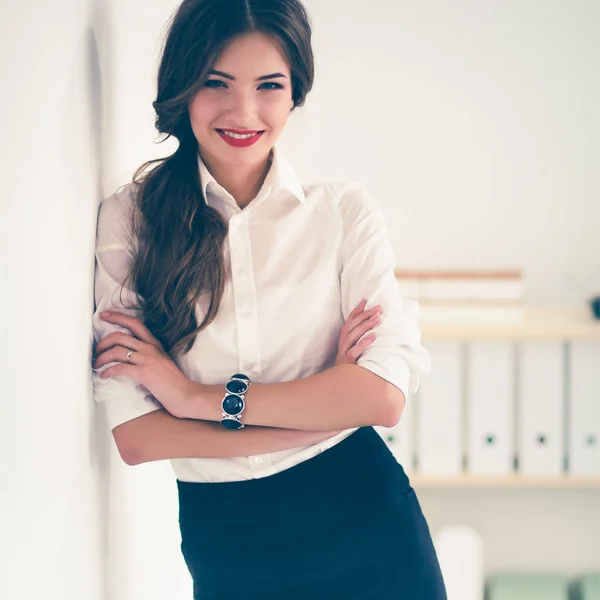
122, 0, 314, 359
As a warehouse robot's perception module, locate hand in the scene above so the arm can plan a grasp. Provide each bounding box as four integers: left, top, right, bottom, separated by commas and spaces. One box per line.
335, 300, 382, 366
93, 311, 195, 419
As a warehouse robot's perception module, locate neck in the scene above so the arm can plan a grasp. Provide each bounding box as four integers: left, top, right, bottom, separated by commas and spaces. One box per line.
200, 149, 273, 210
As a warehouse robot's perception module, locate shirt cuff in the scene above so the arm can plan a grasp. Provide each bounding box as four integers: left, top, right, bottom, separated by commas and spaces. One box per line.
92, 371, 163, 431
356, 357, 415, 404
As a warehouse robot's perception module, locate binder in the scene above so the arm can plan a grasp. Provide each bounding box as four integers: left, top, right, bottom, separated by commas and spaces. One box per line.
568, 341, 600, 475
416, 341, 463, 475
580, 573, 600, 600
375, 392, 413, 473
466, 341, 515, 475
433, 526, 484, 600
517, 341, 565, 475
489, 573, 568, 600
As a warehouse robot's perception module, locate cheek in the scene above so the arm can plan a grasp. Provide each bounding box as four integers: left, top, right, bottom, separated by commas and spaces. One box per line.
189, 95, 219, 131
261, 97, 293, 129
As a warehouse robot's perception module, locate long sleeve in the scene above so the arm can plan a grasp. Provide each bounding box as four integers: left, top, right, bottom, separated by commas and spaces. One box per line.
337, 181, 431, 401
91, 185, 162, 431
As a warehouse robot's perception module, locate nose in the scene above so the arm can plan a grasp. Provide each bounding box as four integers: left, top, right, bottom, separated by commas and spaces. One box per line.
227, 90, 258, 127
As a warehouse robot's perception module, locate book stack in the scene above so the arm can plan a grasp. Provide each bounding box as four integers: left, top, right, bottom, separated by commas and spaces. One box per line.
395, 270, 525, 322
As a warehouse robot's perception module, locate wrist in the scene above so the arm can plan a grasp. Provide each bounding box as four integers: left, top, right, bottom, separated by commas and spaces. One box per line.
181, 380, 223, 421
179, 379, 206, 420
220, 374, 252, 430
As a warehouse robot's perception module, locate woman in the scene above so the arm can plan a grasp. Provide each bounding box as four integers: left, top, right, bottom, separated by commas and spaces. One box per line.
91, 0, 446, 598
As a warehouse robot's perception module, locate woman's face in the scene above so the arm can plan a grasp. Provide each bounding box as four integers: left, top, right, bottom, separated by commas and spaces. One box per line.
189, 32, 294, 168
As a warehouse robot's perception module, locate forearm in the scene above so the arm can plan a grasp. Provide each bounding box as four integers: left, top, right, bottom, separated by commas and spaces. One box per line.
184, 363, 404, 431
119, 409, 341, 466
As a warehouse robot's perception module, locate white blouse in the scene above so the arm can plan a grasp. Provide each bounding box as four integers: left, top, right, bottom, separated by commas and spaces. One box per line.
92, 145, 431, 482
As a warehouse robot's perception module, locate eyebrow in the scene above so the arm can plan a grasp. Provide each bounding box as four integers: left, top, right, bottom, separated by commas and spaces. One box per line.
208, 69, 288, 82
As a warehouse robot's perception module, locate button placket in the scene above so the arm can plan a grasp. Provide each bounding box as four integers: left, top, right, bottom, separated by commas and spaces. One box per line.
229, 217, 262, 381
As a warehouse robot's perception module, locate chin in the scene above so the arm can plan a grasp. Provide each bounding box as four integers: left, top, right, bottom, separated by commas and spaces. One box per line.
222, 146, 272, 165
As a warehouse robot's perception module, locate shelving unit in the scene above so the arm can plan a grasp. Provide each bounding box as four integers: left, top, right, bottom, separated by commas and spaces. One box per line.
409, 474, 600, 488
401, 305, 600, 488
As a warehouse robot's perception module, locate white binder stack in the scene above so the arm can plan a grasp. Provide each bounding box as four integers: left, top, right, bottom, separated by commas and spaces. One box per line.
568, 341, 600, 475
466, 341, 515, 475
517, 341, 565, 475
416, 341, 463, 475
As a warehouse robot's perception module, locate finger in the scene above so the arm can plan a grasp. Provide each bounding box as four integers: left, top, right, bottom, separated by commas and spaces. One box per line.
94, 345, 146, 369
339, 310, 381, 357
95, 330, 145, 357
345, 312, 381, 348
350, 299, 367, 317
340, 305, 375, 342
338, 309, 381, 358
99, 312, 162, 348
337, 319, 374, 361
346, 333, 376, 362
340, 300, 368, 331
338, 318, 377, 360
343, 304, 381, 335
99, 362, 138, 380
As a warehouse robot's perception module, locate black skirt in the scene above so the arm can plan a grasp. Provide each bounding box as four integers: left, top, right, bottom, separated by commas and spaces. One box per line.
177, 426, 447, 600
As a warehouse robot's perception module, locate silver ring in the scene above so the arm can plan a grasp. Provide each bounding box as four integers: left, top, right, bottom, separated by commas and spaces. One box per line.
126, 349, 134, 362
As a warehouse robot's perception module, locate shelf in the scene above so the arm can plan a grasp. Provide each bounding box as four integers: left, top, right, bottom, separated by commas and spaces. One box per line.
419, 306, 600, 340
408, 474, 600, 488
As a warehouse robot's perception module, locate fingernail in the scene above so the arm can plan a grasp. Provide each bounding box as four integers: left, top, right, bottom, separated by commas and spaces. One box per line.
100, 311, 110, 317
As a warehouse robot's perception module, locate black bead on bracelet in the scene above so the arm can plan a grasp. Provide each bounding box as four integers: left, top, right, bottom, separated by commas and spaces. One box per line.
220, 373, 251, 430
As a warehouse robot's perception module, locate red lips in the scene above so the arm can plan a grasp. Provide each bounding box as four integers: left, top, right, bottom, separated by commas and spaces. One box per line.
216, 129, 265, 148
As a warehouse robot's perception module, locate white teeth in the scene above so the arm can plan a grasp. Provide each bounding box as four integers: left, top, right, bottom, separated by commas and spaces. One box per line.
221, 130, 259, 139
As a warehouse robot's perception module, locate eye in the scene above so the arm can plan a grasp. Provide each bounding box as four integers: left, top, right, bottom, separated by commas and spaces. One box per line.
203, 79, 226, 88
259, 82, 283, 90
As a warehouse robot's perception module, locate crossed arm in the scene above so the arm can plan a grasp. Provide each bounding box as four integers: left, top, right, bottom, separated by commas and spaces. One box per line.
98, 307, 403, 466
114, 362, 402, 467
184, 362, 403, 430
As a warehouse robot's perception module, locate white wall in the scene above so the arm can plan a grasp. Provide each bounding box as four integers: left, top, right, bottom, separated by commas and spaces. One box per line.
1, 0, 107, 599
286, 0, 600, 307
2, 0, 192, 598
2, 1, 599, 599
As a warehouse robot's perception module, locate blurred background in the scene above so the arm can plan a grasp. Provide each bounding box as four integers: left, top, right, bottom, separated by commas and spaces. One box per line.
1, 0, 599, 599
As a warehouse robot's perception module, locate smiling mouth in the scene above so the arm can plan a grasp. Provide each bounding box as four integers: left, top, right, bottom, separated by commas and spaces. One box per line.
216, 128, 265, 139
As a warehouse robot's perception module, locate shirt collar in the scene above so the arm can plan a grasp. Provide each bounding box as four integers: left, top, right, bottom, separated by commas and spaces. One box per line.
196, 145, 306, 206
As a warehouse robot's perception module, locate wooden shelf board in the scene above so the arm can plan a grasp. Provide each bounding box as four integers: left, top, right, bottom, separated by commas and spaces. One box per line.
420, 306, 600, 340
